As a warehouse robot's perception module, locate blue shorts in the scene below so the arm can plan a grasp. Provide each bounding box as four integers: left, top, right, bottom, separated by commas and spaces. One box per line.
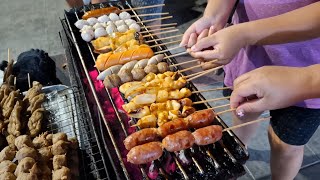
223, 87, 320, 146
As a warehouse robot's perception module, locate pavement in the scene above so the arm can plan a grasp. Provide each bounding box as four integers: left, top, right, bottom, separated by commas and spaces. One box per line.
0, 0, 319, 179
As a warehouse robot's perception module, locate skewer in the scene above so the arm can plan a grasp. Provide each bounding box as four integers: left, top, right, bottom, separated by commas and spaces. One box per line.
206, 103, 230, 110
192, 86, 232, 94
169, 59, 198, 67
7, 48, 10, 62
134, 12, 169, 18
145, 23, 177, 29
27, 73, 31, 88
163, 51, 188, 60
155, 46, 183, 54
216, 108, 235, 115
193, 96, 230, 105
123, 3, 165, 11
145, 34, 183, 43
178, 59, 218, 73
139, 16, 173, 24
185, 65, 223, 79
142, 29, 179, 38
187, 66, 224, 81
140, 26, 176, 34
14, 77, 16, 90
222, 117, 271, 132
150, 39, 181, 48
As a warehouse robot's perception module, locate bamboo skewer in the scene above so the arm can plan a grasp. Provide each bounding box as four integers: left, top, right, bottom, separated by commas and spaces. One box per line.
145, 34, 183, 43
142, 29, 179, 38
187, 66, 224, 81
222, 117, 271, 132
150, 40, 181, 48
139, 16, 173, 24
7, 48, 10, 62
178, 59, 218, 73
192, 86, 232, 94
155, 46, 183, 54
123, 3, 165, 11
185, 66, 223, 79
140, 26, 176, 34
169, 59, 198, 67
216, 108, 235, 115
163, 51, 188, 60
193, 96, 230, 105
145, 23, 177, 29
208, 103, 230, 110
134, 12, 169, 18
14, 77, 16, 90
27, 73, 31, 88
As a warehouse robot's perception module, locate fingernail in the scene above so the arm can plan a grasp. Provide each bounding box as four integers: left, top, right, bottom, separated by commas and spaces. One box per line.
191, 45, 196, 51
179, 43, 187, 47
236, 109, 244, 117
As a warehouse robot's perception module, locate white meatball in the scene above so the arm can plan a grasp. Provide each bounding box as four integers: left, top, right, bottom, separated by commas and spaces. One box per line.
107, 21, 115, 26
80, 25, 94, 32
125, 19, 136, 26
98, 15, 110, 23
119, 12, 131, 20
114, 20, 126, 27
106, 25, 117, 35
87, 17, 98, 26
117, 24, 128, 33
81, 29, 94, 42
109, 13, 120, 21
94, 27, 108, 38
93, 23, 104, 29
74, 19, 88, 29
129, 23, 141, 32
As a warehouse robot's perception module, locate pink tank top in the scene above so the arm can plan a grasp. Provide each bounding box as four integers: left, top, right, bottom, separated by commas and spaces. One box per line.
224, 0, 320, 108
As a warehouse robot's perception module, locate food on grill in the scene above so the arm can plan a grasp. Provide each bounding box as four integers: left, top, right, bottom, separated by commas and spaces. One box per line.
52, 166, 71, 180
124, 128, 159, 150
94, 27, 108, 38
7, 101, 22, 137
82, 7, 121, 19
0, 172, 16, 180
52, 133, 68, 144
0, 160, 17, 173
14, 157, 36, 176
119, 12, 131, 20
118, 69, 134, 83
158, 118, 188, 138
16, 172, 38, 180
186, 109, 216, 129
192, 125, 223, 146
144, 64, 159, 74
87, 17, 99, 26
32, 132, 51, 148
53, 155, 67, 170
119, 60, 138, 72
128, 106, 151, 119
162, 130, 195, 152
97, 65, 122, 80
127, 142, 163, 164
3, 90, 19, 119
27, 108, 45, 138
131, 68, 146, 81
95, 46, 154, 71
97, 15, 110, 23
14, 135, 33, 150
117, 24, 129, 33
6, 135, 16, 148
23, 81, 42, 106
0, 146, 16, 162
27, 93, 45, 113
129, 23, 141, 32
109, 13, 120, 21
38, 146, 53, 162
133, 114, 157, 129
15, 146, 38, 162
157, 62, 169, 73
103, 74, 122, 89
81, 29, 95, 42
52, 140, 69, 155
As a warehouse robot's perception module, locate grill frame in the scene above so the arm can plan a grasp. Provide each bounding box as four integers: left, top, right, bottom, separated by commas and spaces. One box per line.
60, 1, 250, 179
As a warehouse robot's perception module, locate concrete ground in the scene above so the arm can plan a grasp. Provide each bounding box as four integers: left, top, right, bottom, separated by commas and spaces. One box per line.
0, 0, 319, 180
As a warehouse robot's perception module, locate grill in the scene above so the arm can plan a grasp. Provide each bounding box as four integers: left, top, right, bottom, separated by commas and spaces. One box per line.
59, 1, 249, 179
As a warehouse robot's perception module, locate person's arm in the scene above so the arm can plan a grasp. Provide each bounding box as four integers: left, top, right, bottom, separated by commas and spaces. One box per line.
230, 64, 320, 114
180, 0, 237, 47
190, 2, 320, 63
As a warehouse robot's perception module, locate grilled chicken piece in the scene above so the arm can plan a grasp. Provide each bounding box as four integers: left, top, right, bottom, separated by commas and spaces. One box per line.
14, 157, 36, 176
15, 135, 33, 150
15, 147, 37, 162
3, 90, 19, 119
52, 133, 67, 144
32, 132, 51, 148
27, 108, 44, 137
0, 160, 17, 173
53, 154, 67, 170
0, 146, 16, 162
38, 146, 53, 162
27, 93, 45, 113
52, 166, 71, 180
51, 140, 69, 156
7, 101, 22, 137
0, 172, 16, 180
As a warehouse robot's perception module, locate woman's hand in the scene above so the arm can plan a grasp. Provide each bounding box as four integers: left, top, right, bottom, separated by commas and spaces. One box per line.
230, 66, 312, 114
189, 24, 248, 65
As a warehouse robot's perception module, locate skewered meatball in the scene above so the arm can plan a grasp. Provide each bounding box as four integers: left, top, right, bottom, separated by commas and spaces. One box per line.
119, 12, 131, 20
0, 146, 16, 162
80, 25, 94, 32
16, 172, 38, 180
93, 22, 104, 30
114, 20, 126, 27
117, 24, 129, 33
87, 17, 98, 26
53, 155, 67, 170
103, 74, 122, 89
81, 30, 94, 42
157, 62, 169, 73
106, 24, 117, 35
109, 13, 120, 21
118, 69, 133, 83
6, 135, 16, 148
74, 19, 88, 29
16, 147, 37, 162
129, 23, 141, 32
131, 68, 146, 81
0, 160, 17, 173
33, 132, 51, 148
14, 157, 36, 176
52, 133, 67, 144
52, 140, 69, 155
94, 27, 108, 38
0, 172, 16, 180
98, 15, 110, 23
38, 146, 53, 162
125, 19, 136, 26
53, 166, 71, 180
144, 64, 159, 74
15, 135, 33, 150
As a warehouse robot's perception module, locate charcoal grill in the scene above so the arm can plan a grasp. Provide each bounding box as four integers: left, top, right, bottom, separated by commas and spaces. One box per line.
59, 1, 249, 179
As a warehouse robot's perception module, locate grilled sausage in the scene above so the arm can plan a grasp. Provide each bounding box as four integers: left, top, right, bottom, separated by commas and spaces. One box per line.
157, 62, 169, 73
144, 64, 159, 74
118, 69, 133, 83
123, 128, 159, 150
185, 109, 216, 129
131, 68, 146, 81
82, 7, 121, 20
96, 47, 154, 71
127, 142, 163, 164
158, 118, 189, 138
192, 125, 223, 146
162, 130, 195, 152
103, 74, 122, 89
97, 65, 122, 80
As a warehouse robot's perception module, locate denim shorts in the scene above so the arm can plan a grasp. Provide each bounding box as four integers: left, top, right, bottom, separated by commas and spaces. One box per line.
223, 87, 320, 146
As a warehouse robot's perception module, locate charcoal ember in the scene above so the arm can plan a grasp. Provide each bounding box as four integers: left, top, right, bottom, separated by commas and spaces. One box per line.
147, 161, 159, 179
175, 150, 191, 165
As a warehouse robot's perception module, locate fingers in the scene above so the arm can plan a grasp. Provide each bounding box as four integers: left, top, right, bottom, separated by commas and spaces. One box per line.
236, 99, 266, 114
197, 29, 209, 41
187, 33, 198, 48
200, 61, 220, 70
230, 80, 255, 109
180, 25, 196, 47
208, 25, 217, 35
189, 48, 220, 61
190, 36, 217, 52
233, 73, 250, 89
